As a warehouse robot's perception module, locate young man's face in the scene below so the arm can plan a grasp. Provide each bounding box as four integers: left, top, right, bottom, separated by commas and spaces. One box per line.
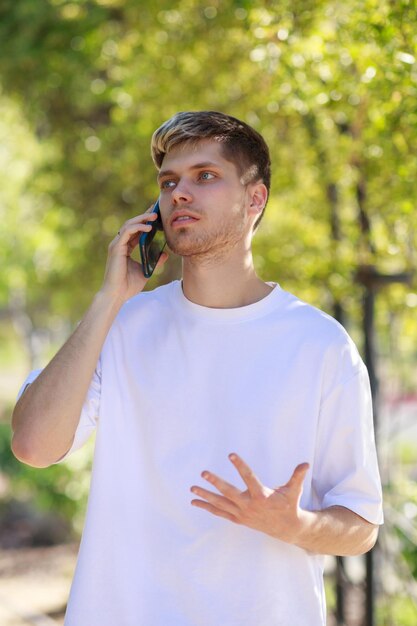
157, 139, 262, 259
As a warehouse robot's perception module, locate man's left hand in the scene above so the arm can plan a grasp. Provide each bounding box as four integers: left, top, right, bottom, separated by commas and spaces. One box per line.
190, 453, 310, 544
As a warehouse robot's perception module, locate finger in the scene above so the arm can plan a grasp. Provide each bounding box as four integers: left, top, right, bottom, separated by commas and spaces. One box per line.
282, 463, 310, 493
191, 499, 240, 524
111, 213, 158, 242
155, 250, 169, 268
127, 233, 141, 253
228, 453, 264, 496
190, 485, 240, 516
145, 202, 158, 214
110, 221, 153, 247
200, 470, 242, 502
124, 210, 158, 226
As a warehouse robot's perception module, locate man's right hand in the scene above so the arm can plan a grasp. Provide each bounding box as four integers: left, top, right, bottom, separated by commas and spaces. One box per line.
100, 208, 169, 304
11, 208, 168, 468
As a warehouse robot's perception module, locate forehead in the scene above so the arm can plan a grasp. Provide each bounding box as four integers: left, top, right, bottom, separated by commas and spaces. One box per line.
159, 139, 237, 174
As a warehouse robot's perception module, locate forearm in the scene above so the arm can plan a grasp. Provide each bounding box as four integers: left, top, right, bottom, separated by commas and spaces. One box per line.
293, 505, 379, 556
11, 290, 122, 467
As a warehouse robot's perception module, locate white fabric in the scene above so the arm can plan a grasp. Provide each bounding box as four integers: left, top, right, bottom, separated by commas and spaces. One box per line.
20, 281, 383, 625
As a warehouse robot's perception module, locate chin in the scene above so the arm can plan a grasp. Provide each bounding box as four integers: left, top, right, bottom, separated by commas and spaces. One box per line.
165, 233, 211, 257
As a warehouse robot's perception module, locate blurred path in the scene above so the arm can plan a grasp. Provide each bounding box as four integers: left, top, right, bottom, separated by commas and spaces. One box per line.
0, 543, 361, 624
0, 544, 77, 626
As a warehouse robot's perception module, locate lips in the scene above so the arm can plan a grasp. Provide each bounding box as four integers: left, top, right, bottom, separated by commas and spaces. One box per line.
170, 210, 200, 227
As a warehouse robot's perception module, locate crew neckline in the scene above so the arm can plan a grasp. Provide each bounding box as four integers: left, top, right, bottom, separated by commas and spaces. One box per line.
171, 280, 285, 323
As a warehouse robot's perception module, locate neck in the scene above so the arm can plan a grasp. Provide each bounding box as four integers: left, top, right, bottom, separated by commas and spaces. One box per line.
181, 246, 273, 309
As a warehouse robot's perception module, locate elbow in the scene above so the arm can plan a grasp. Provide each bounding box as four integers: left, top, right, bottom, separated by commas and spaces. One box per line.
350, 525, 379, 556
11, 402, 70, 467
363, 525, 379, 553
11, 431, 56, 469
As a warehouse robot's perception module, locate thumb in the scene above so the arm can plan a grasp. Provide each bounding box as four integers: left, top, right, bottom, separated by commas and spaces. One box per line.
153, 250, 169, 273
284, 462, 310, 493
157, 250, 169, 266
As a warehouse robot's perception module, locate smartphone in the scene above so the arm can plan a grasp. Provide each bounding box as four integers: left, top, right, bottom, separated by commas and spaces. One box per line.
139, 200, 166, 278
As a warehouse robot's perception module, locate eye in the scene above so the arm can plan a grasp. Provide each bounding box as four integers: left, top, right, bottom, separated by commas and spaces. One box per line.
160, 179, 176, 189
199, 171, 215, 181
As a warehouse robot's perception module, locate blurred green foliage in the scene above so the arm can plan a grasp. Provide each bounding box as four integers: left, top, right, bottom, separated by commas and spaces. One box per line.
0, 423, 78, 519
378, 596, 417, 626
1, 0, 417, 619
0, 0, 416, 326
381, 476, 417, 623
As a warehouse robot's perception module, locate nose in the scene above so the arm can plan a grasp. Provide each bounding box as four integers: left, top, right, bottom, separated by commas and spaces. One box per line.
171, 179, 193, 204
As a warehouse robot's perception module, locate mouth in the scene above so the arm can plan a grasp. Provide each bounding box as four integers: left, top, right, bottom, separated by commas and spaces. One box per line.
170, 212, 200, 228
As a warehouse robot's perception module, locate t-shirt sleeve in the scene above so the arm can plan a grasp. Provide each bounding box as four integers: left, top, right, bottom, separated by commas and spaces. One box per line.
16, 363, 101, 462
312, 361, 384, 525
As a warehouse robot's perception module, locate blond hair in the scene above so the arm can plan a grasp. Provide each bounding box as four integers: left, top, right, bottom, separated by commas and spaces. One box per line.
151, 111, 271, 228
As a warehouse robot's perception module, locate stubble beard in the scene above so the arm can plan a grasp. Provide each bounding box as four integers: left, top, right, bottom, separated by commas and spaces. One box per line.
165, 206, 247, 264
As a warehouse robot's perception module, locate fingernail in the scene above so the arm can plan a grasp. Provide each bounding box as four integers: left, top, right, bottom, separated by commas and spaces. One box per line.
229, 453, 237, 462
202, 471, 209, 479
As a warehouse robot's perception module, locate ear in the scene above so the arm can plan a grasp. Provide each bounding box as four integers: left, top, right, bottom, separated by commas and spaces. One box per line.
247, 182, 268, 217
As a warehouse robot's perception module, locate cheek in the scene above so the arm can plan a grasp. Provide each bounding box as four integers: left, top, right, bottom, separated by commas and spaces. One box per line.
158, 196, 169, 215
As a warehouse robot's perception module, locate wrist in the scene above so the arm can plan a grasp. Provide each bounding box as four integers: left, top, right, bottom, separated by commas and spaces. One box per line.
94, 289, 125, 315
290, 509, 316, 549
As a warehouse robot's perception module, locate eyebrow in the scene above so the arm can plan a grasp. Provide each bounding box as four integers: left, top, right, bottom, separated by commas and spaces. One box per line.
157, 161, 221, 180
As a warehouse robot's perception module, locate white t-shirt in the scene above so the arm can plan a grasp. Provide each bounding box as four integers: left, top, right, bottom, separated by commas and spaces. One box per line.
21, 281, 383, 626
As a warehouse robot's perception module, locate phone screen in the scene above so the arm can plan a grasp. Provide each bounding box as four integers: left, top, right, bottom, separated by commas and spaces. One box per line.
139, 200, 166, 278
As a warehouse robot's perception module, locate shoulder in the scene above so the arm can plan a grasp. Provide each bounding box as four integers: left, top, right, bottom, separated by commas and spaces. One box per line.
115, 281, 178, 325
279, 289, 350, 341
278, 288, 365, 375
101, 281, 179, 351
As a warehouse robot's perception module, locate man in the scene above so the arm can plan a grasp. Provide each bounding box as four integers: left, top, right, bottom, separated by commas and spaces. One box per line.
12, 111, 383, 625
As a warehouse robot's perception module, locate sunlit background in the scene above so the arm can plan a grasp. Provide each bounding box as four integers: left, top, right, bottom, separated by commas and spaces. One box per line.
1, 1, 417, 624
